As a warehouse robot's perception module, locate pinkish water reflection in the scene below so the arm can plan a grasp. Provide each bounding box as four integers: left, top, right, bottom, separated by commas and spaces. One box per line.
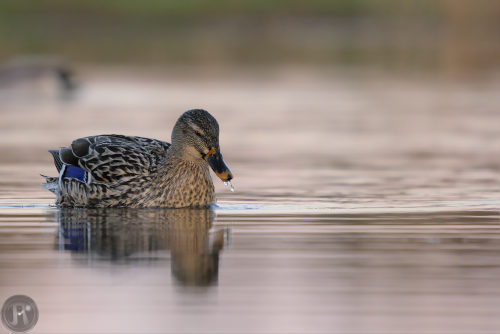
0, 68, 500, 333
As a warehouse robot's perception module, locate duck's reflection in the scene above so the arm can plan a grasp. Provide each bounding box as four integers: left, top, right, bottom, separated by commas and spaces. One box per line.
56, 208, 227, 286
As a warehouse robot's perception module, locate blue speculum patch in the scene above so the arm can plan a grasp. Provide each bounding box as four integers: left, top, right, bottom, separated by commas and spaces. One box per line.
63, 165, 86, 182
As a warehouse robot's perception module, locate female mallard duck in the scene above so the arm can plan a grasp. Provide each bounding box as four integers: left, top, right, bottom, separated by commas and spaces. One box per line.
43, 109, 233, 208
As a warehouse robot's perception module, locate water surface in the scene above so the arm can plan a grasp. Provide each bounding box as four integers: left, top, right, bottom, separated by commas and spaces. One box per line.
1, 68, 500, 333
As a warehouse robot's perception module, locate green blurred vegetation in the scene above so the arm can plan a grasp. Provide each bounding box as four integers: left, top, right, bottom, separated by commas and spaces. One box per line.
0, 0, 442, 18
0, 0, 499, 73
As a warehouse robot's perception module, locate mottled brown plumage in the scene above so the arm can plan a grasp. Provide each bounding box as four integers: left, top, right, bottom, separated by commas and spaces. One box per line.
43, 109, 233, 208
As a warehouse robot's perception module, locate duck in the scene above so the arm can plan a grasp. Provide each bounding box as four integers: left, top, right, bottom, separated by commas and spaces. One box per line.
42, 109, 233, 208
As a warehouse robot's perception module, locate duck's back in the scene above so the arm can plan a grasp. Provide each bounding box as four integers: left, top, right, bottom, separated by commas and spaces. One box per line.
60, 134, 171, 184
44, 134, 172, 207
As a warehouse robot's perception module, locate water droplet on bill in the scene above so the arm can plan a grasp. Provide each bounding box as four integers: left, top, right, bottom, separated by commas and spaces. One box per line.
223, 181, 235, 192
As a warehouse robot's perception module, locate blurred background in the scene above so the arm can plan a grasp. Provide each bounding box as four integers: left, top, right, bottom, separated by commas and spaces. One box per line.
0, 0, 500, 205
0, 0, 499, 206
2, 2, 500, 334
1, 0, 499, 74
0, 0, 500, 75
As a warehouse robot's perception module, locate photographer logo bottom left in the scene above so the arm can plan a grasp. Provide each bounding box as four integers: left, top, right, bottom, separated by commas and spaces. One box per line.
1, 295, 39, 333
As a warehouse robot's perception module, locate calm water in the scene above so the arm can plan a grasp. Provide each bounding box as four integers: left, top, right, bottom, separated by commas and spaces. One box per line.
1, 68, 500, 333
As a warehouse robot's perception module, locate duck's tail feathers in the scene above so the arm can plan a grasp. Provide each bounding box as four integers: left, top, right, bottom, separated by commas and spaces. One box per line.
41, 174, 58, 194
49, 149, 64, 172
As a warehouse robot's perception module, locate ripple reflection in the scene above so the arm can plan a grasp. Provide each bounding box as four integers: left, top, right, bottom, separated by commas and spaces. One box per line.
56, 208, 227, 286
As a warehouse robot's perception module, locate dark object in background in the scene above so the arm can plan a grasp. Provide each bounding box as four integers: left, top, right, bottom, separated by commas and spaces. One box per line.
0, 56, 78, 93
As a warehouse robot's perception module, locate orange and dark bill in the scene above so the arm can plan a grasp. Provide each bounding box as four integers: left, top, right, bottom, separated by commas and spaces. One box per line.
204, 147, 233, 181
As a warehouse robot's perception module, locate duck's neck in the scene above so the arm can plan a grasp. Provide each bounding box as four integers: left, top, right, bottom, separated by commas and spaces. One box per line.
167, 142, 201, 164
159, 148, 213, 188
165, 144, 206, 169
153, 149, 214, 207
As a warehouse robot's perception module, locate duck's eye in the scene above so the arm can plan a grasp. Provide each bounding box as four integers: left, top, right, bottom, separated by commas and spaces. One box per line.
195, 131, 203, 138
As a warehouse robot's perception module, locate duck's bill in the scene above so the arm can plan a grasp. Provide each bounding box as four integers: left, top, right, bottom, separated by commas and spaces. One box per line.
206, 149, 233, 181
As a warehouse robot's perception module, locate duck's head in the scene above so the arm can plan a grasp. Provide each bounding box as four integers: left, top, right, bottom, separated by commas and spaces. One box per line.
172, 109, 233, 182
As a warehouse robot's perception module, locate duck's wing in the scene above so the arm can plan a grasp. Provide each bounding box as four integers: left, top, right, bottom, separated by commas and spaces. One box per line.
57, 134, 170, 184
